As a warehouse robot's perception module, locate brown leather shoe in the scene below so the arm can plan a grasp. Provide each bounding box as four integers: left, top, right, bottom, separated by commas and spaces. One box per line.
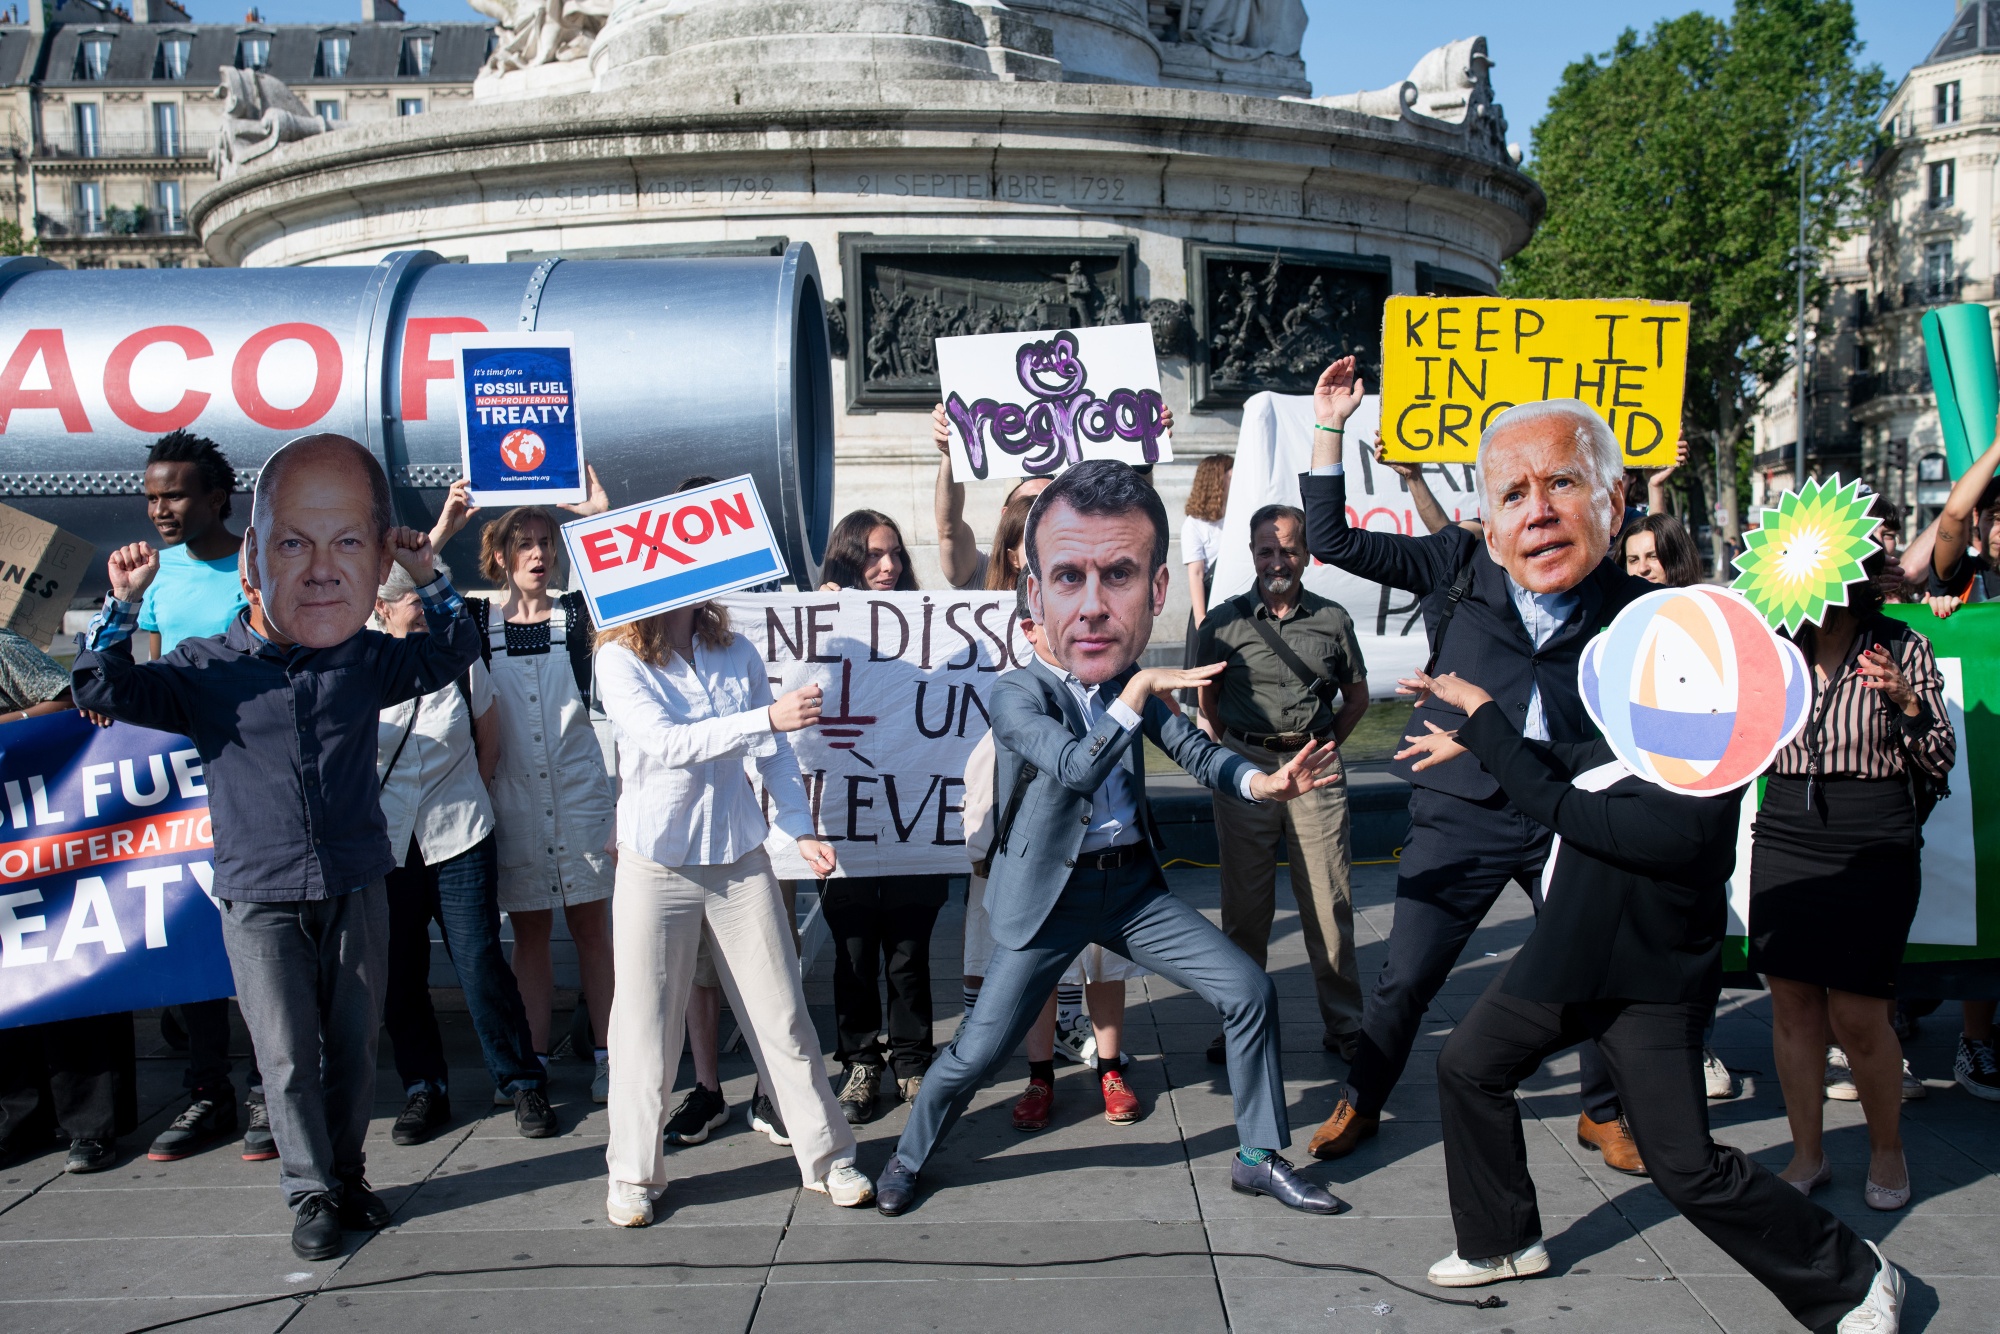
1306, 1097, 1379, 1160
1576, 1113, 1647, 1176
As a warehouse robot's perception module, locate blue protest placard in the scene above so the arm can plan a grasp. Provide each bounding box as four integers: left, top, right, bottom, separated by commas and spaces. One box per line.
0, 713, 233, 1029
561, 475, 788, 630
454, 331, 588, 506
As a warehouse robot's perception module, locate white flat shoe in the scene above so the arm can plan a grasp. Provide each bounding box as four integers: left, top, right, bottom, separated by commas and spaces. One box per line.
1427, 1240, 1551, 1288
806, 1162, 876, 1208
1785, 1157, 1832, 1195
1865, 1153, 1911, 1211
606, 1180, 661, 1227
1837, 1240, 1904, 1332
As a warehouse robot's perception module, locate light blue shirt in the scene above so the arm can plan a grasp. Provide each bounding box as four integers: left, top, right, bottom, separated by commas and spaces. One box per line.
137, 542, 248, 653
1505, 578, 1577, 742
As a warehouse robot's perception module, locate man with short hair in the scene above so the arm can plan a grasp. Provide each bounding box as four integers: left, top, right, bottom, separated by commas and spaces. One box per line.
128, 430, 273, 1166
1198, 503, 1370, 1062
73, 433, 482, 1261
874, 459, 1347, 1218
1298, 359, 1656, 1173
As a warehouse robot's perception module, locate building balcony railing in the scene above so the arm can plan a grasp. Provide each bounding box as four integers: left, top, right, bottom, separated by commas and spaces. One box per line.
1848, 368, 1925, 409
1894, 96, 2000, 138
35, 208, 190, 239
35, 134, 202, 161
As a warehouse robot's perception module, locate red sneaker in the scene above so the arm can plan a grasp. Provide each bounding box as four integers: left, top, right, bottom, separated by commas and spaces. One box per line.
1101, 1069, 1142, 1125
1011, 1077, 1055, 1131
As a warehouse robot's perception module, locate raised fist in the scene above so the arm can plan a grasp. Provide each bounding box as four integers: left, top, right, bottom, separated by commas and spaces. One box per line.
107, 542, 159, 602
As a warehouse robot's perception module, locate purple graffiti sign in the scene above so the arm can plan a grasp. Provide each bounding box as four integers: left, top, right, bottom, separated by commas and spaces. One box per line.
937, 326, 1171, 481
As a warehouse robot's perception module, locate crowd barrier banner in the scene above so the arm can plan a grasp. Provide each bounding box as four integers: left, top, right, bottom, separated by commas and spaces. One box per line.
721, 590, 1032, 877
564, 476, 788, 630
1379, 295, 1690, 466
0, 713, 231, 1029
1724, 603, 2000, 972
1211, 391, 1480, 695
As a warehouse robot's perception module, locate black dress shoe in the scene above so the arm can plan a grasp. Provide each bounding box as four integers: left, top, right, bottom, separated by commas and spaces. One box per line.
335, 1177, 393, 1230
1230, 1153, 1349, 1215
391, 1089, 451, 1146
64, 1137, 116, 1174
292, 1192, 343, 1260
1206, 1032, 1227, 1065
514, 1088, 558, 1139
875, 1153, 919, 1216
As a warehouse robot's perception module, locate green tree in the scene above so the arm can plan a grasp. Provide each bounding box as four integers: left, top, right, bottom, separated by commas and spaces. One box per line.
1504, 0, 1886, 569
0, 219, 32, 257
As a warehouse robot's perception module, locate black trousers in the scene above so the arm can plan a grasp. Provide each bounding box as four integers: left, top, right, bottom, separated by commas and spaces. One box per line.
1349, 786, 1620, 1122
181, 999, 262, 1097
821, 875, 947, 1079
1438, 970, 1875, 1331
0, 1012, 137, 1147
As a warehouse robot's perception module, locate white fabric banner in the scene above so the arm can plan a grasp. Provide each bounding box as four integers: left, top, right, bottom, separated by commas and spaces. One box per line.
1209, 392, 1484, 698
719, 591, 1030, 878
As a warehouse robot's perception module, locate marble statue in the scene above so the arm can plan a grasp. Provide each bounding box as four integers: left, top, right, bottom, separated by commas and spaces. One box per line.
469, 0, 615, 72
1313, 35, 1514, 161
211, 68, 327, 179
1181, 0, 1307, 61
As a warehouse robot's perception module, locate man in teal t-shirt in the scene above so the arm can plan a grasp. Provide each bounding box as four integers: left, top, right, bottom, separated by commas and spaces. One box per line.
132, 430, 262, 1166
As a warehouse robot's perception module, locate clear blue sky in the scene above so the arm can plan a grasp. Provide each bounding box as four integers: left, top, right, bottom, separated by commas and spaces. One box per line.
182, 0, 1943, 145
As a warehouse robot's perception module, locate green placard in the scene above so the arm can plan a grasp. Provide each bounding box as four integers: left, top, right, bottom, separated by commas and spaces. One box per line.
1922, 304, 1999, 481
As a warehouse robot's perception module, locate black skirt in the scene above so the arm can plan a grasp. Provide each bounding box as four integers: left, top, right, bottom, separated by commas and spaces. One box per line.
1747, 775, 1920, 998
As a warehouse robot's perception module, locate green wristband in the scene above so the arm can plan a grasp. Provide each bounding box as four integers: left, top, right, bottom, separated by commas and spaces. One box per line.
1314, 424, 1344, 434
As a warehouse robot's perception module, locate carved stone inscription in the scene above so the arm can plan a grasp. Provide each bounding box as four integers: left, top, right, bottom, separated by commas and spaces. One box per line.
1188, 242, 1391, 409
839, 237, 1137, 409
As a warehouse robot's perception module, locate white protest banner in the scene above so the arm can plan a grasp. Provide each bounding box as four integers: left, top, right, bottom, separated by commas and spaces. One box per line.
563, 476, 787, 630
454, 331, 587, 506
937, 324, 1172, 482
719, 590, 1033, 877
1210, 392, 1482, 696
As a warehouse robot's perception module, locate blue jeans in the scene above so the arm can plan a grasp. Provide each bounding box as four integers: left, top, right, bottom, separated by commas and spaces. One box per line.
384, 834, 544, 1098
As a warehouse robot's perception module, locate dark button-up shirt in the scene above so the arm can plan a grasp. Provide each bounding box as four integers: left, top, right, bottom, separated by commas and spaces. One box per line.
1195, 589, 1367, 737
69, 578, 480, 903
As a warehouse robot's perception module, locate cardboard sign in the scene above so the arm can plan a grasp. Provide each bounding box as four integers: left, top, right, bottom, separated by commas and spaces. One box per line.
937, 324, 1172, 481
0, 713, 234, 1028
562, 476, 787, 630
1379, 296, 1690, 464
0, 502, 95, 649
454, 332, 587, 505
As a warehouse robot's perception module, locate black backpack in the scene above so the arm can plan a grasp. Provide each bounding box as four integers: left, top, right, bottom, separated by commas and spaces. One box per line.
465, 591, 595, 707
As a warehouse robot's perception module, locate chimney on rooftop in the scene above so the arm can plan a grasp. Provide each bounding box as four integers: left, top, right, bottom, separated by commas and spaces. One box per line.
134, 0, 190, 20
362, 0, 404, 21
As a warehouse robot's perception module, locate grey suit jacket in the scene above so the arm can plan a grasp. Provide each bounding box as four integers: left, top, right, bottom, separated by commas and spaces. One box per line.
984, 655, 1256, 951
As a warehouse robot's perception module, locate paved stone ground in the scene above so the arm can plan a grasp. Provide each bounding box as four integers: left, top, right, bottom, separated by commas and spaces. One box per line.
2, 863, 1994, 1334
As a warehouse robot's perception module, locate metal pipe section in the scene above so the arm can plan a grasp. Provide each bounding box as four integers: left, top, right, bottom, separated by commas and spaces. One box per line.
0, 244, 835, 597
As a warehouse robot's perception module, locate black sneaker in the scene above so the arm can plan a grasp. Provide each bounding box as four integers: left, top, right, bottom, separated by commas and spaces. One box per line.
148, 1093, 239, 1161
335, 1176, 392, 1230
514, 1088, 558, 1138
64, 1137, 115, 1174
1206, 1032, 1227, 1065
242, 1095, 277, 1162
748, 1088, 791, 1146
663, 1084, 729, 1146
391, 1089, 451, 1146
1956, 1035, 2000, 1102
837, 1064, 879, 1125
292, 1192, 343, 1261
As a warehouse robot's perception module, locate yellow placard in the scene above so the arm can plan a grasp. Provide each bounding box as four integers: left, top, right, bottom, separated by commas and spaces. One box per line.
1378, 296, 1690, 464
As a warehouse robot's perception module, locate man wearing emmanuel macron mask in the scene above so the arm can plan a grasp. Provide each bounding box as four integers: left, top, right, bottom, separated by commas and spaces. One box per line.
873, 459, 1346, 1217
72, 434, 482, 1263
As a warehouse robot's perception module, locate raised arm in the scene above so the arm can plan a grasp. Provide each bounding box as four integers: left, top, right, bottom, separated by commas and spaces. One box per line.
1934, 436, 2000, 584
70, 542, 195, 734
933, 403, 985, 589
375, 543, 484, 706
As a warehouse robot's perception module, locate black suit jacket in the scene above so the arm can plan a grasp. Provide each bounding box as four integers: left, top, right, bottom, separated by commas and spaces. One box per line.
1300, 470, 1655, 801
1459, 704, 1741, 1006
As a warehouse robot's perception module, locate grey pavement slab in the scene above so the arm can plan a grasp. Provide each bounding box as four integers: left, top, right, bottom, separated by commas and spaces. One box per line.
2, 862, 1994, 1333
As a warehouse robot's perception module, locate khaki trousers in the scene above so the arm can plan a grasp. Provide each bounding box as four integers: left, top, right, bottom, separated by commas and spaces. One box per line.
606, 846, 855, 1191
1212, 736, 1362, 1040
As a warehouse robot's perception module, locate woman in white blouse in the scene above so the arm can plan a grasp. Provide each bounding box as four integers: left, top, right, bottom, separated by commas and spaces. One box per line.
596, 597, 874, 1225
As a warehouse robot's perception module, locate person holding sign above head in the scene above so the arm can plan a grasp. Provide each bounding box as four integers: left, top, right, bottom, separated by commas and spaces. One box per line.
595, 596, 876, 1224
432, 477, 619, 1104
1298, 359, 1657, 1175
815, 508, 950, 1124
72, 434, 482, 1261
874, 459, 1348, 1218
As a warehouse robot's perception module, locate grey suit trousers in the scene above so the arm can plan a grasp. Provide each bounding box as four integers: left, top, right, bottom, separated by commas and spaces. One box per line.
896, 852, 1288, 1171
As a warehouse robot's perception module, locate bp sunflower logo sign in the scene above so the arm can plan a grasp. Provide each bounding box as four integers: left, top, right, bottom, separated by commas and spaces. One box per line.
1730, 475, 1881, 632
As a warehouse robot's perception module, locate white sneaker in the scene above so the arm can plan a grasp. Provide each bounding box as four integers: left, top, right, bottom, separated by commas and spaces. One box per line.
1053, 1012, 1097, 1067
1426, 1240, 1551, 1288
606, 1180, 661, 1227
1826, 1046, 1859, 1100
806, 1161, 876, 1208
591, 1053, 610, 1104
1836, 1241, 1904, 1332
493, 1087, 513, 1108
1899, 1060, 1927, 1101
1702, 1048, 1737, 1099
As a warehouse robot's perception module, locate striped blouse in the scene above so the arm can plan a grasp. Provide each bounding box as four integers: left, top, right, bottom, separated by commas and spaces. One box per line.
1769, 615, 1954, 782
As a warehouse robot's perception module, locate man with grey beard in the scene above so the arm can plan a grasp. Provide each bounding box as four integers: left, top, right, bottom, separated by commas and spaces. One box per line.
1196, 504, 1371, 1063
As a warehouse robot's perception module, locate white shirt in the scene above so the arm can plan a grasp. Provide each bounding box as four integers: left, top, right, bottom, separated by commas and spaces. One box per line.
1505, 577, 1578, 742
596, 635, 815, 868
1181, 514, 1225, 569
376, 659, 496, 868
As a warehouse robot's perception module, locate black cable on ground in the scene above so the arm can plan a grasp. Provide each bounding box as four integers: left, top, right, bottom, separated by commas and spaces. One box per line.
114, 1248, 1505, 1334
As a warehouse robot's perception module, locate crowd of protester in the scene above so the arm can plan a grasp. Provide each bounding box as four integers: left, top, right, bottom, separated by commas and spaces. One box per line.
0, 362, 1990, 1334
